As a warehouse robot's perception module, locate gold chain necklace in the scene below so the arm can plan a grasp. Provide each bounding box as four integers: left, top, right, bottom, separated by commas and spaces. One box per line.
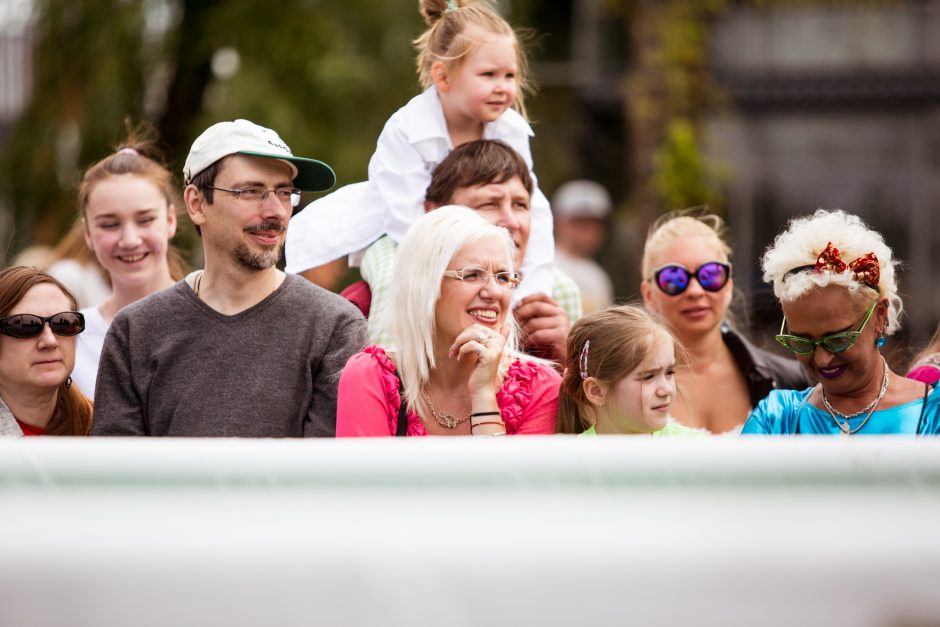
420, 384, 471, 429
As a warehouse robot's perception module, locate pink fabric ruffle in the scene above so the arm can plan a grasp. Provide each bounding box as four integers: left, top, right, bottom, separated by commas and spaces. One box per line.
496, 359, 539, 434
361, 345, 540, 436
361, 345, 427, 436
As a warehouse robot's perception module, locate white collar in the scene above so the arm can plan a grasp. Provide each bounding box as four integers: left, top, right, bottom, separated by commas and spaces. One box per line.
401, 85, 534, 147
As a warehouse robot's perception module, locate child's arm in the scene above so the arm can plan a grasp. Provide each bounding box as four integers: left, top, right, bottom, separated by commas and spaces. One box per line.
515, 186, 556, 300
368, 122, 441, 245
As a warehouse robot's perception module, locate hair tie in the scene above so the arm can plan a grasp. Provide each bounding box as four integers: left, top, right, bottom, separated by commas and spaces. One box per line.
579, 340, 590, 380
116, 147, 139, 157
444, 0, 459, 14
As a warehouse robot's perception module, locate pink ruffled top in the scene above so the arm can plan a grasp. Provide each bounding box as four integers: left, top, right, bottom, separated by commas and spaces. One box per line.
908, 364, 940, 385
336, 345, 560, 436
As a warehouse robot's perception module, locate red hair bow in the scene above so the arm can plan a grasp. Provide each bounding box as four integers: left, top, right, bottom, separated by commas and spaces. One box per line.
814, 242, 880, 289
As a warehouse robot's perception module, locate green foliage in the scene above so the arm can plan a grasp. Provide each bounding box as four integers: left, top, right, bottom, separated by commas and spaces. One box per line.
625, 0, 728, 217
653, 118, 719, 210
1, 0, 424, 261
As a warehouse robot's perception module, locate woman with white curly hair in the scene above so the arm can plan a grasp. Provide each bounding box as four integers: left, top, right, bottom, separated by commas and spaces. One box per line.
336, 205, 560, 436
743, 209, 939, 435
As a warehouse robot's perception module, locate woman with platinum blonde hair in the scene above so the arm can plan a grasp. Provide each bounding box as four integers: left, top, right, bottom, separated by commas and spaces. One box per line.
743, 209, 939, 435
640, 210, 809, 434
336, 205, 560, 436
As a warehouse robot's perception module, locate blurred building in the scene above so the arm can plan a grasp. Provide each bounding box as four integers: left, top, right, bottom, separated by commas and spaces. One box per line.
707, 1, 940, 343
529, 0, 940, 345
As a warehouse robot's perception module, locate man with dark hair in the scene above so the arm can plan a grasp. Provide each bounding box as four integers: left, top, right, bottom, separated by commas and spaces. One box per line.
93, 120, 366, 437
340, 139, 579, 361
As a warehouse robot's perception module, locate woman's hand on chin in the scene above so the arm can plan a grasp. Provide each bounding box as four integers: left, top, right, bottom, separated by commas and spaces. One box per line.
450, 323, 506, 395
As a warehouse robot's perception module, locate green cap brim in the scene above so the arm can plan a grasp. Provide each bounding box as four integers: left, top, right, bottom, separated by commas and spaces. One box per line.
238, 150, 336, 192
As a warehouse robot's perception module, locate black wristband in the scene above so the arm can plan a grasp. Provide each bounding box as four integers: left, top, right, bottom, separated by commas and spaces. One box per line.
470, 411, 501, 419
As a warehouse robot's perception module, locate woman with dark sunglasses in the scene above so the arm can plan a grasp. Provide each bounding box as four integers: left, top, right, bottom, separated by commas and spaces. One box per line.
743, 209, 939, 435
0, 267, 93, 436
640, 212, 809, 434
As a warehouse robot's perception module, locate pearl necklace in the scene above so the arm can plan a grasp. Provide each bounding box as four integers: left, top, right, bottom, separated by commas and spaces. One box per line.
420, 384, 470, 429
821, 356, 889, 435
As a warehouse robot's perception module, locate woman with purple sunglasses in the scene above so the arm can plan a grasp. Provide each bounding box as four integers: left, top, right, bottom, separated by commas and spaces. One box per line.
0, 267, 93, 436
640, 211, 809, 434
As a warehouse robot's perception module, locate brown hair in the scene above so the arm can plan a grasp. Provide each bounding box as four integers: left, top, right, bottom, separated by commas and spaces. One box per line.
557, 304, 679, 434
0, 267, 93, 436
414, 0, 533, 118
426, 139, 533, 206
77, 121, 187, 279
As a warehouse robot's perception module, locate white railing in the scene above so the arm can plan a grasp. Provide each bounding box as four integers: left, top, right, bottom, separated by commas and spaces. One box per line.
1, 437, 939, 627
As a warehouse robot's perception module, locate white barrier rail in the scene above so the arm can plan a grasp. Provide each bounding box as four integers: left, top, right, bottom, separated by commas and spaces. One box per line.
1, 437, 939, 627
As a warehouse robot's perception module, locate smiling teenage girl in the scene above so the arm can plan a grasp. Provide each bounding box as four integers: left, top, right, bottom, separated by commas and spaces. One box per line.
71, 130, 185, 398
287, 0, 556, 345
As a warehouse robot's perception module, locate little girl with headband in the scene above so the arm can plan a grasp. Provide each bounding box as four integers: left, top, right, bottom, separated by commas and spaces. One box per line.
286, 0, 555, 344
557, 304, 703, 436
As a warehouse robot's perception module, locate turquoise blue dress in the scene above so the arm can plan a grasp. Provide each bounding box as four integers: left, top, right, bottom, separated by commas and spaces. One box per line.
742, 384, 940, 435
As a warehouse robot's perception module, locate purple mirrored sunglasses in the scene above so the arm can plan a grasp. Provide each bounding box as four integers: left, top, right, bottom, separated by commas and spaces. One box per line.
652, 262, 731, 296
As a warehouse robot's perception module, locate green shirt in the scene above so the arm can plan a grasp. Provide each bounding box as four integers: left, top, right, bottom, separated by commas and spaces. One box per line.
580, 422, 705, 436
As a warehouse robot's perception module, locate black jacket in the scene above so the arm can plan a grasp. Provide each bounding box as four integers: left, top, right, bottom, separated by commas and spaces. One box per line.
722, 326, 814, 407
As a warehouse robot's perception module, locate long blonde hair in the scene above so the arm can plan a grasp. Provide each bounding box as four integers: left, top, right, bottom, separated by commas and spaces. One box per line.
390, 206, 521, 423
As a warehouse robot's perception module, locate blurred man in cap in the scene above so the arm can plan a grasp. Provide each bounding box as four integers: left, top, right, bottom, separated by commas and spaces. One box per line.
552, 180, 614, 314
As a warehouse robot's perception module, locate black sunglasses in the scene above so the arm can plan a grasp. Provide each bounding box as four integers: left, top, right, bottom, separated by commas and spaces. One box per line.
0, 312, 85, 339
652, 262, 731, 296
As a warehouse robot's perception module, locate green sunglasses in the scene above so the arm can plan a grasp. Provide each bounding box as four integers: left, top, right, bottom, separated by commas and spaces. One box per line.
775, 300, 878, 355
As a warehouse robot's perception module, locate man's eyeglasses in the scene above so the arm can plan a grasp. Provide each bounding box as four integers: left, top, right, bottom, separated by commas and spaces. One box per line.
652, 262, 731, 296
0, 312, 85, 339
775, 300, 877, 355
208, 186, 302, 208
444, 267, 522, 291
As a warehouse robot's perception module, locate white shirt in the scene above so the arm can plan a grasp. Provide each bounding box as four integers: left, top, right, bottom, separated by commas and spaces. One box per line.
285, 85, 554, 299
72, 306, 109, 399
46, 259, 111, 309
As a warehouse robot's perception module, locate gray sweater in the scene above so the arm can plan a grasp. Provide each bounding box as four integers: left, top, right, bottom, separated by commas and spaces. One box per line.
91, 275, 366, 437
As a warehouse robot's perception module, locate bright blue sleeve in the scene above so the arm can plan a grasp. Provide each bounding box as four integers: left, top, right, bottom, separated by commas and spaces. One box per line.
917, 384, 940, 435
741, 388, 814, 435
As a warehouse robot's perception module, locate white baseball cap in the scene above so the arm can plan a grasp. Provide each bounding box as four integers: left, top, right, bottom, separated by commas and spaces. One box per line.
552, 180, 612, 219
182, 119, 335, 192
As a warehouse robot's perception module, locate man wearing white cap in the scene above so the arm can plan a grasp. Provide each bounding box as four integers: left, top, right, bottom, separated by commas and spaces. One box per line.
552, 180, 615, 314
92, 120, 366, 437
